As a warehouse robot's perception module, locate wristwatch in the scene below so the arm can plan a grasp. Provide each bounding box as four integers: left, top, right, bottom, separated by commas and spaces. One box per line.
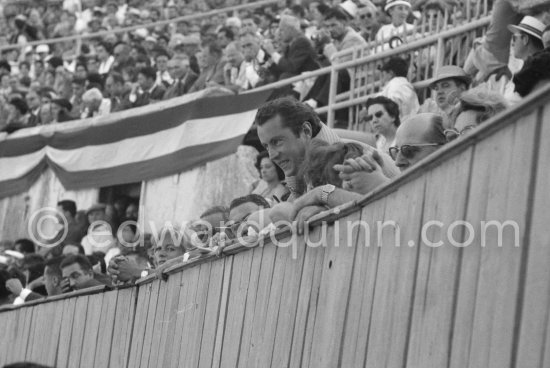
321, 184, 336, 205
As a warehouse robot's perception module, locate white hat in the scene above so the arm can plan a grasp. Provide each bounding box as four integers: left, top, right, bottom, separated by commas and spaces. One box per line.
384, 0, 411, 12
4, 250, 24, 260
339, 0, 359, 18
36, 44, 50, 54
508, 16, 545, 40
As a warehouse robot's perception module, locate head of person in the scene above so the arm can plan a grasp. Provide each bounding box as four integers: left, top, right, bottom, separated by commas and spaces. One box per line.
57, 199, 77, 221
225, 42, 244, 68
71, 77, 86, 99
514, 49, 550, 97
380, 57, 409, 84
255, 150, 285, 184
51, 99, 72, 119
167, 56, 190, 80
39, 102, 54, 124
385, 0, 411, 26
391, 113, 446, 171
446, 88, 508, 141
82, 88, 104, 112
21, 254, 45, 284
155, 50, 170, 72
26, 89, 41, 111
256, 97, 323, 178
87, 203, 107, 224
228, 194, 270, 237
196, 206, 230, 242
242, 16, 260, 34
43, 256, 63, 296
151, 226, 187, 267
125, 203, 138, 220
104, 72, 125, 98
137, 66, 157, 91
240, 32, 261, 62
62, 243, 85, 255
201, 41, 223, 68
96, 41, 112, 62
8, 97, 29, 118
323, 7, 351, 41
75, 63, 88, 79
508, 16, 545, 61
429, 65, 471, 111
60, 254, 95, 290
365, 96, 401, 139
113, 42, 131, 64
14, 238, 35, 254
301, 139, 363, 187
217, 27, 235, 49
278, 15, 302, 43
86, 55, 99, 74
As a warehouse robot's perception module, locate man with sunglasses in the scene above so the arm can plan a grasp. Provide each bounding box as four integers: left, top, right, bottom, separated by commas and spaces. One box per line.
390, 113, 446, 171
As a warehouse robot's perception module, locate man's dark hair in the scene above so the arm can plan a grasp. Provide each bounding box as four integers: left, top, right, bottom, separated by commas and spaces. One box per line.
60, 254, 93, 272
522, 31, 544, 51
47, 56, 63, 69
200, 206, 229, 219
230, 194, 270, 211
9, 97, 29, 115
203, 41, 223, 57
107, 71, 125, 85
514, 50, 550, 97
254, 96, 322, 137
365, 96, 401, 127
138, 66, 157, 80
155, 49, 170, 60
0, 59, 12, 72
71, 76, 86, 86
87, 73, 104, 89
57, 200, 77, 218
291, 4, 306, 18
44, 256, 63, 279
96, 41, 113, 54
14, 238, 35, 253
217, 26, 235, 41
255, 150, 285, 180
380, 57, 409, 78
324, 6, 351, 21
22, 254, 45, 282
75, 62, 88, 71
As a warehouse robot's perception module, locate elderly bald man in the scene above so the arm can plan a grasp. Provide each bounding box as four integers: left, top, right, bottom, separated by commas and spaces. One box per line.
389, 113, 447, 171
81, 88, 112, 118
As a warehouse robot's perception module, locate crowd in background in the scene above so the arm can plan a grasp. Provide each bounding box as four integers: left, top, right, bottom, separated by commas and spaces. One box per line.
1, 0, 550, 306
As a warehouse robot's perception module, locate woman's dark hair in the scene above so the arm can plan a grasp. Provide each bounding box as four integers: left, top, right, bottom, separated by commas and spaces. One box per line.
255, 150, 285, 181
300, 139, 364, 188
9, 97, 29, 115
365, 96, 401, 127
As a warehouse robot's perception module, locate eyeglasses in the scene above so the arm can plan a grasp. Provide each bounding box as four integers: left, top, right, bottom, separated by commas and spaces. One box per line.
443, 126, 476, 141
389, 143, 444, 160
363, 111, 384, 122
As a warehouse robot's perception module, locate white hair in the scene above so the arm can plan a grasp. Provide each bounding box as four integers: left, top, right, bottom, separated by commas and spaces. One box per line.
279, 15, 301, 31
82, 88, 103, 102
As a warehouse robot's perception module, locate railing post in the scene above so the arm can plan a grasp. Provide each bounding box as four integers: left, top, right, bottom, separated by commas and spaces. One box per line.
327, 64, 338, 128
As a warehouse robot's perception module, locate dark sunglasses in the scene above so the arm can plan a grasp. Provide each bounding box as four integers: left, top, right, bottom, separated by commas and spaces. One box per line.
389, 143, 444, 160
363, 111, 384, 122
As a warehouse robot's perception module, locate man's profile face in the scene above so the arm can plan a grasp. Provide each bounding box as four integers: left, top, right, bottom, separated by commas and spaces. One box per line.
257, 114, 309, 177
44, 266, 60, 296
324, 18, 347, 40
62, 262, 93, 289
394, 118, 441, 171
432, 78, 463, 110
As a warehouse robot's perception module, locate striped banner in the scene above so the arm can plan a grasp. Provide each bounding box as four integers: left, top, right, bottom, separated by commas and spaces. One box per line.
0, 90, 272, 199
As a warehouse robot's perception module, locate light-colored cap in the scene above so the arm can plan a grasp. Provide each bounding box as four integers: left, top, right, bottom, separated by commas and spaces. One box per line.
508, 16, 545, 40
339, 0, 359, 18
36, 44, 50, 54
384, 0, 411, 12
429, 65, 471, 88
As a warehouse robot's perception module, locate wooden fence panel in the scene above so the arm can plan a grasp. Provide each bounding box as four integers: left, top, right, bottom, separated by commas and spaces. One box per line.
94, 289, 119, 368
67, 296, 90, 368
56, 298, 76, 368
80, 293, 104, 368
128, 281, 153, 368
155, 270, 183, 368
109, 287, 137, 368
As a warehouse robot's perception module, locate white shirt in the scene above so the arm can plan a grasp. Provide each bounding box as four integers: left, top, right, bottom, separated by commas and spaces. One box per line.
380, 77, 419, 120
375, 23, 415, 51
98, 55, 115, 75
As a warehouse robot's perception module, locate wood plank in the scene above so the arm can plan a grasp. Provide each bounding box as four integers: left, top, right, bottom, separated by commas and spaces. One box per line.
56, 298, 77, 368
175, 264, 202, 365
146, 277, 170, 368
139, 280, 162, 368
168, 267, 192, 368
364, 177, 426, 368
340, 197, 386, 367
155, 270, 184, 368
197, 258, 228, 368
405, 148, 473, 368
220, 249, 254, 368
110, 287, 137, 368
210, 257, 234, 368
94, 289, 119, 368
45, 298, 66, 365
238, 246, 270, 368
67, 296, 90, 368
127, 282, 153, 368
80, 292, 104, 368
515, 105, 550, 368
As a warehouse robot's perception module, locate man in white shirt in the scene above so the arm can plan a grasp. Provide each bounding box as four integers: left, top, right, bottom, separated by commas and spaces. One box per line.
378, 57, 419, 120
375, 0, 414, 49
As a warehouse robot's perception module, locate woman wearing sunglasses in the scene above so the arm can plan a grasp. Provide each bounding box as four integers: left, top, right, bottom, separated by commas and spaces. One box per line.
445, 88, 508, 142
364, 96, 401, 153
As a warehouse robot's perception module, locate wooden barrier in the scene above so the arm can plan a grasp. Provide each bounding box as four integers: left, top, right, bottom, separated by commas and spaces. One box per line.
1, 85, 549, 367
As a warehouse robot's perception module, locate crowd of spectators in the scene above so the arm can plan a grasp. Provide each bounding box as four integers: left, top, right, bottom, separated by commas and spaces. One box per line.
2, 0, 550, 306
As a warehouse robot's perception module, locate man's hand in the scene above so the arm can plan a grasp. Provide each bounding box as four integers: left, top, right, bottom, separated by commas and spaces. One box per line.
5, 278, 23, 295
116, 258, 145, 282
261, 39, 276, 56
60, 278, 72, 293
334, 152, 390, 194
293, 205, 325, 236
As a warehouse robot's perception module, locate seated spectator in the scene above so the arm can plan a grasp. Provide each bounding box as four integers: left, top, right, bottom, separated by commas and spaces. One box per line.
445, 88, 508, 141
261, 15, 320, 81
320, 5, 367, 63
105, 72, 132, 112
378, 57, 419, 120
151, 226, 188, 267
376, 0, 414, 46
51, 98, 75, 123
5, 97, 30, 127
5, 254, 46, 304
255, 97, 399, 201
364, 96, 401, 153
128, 66, 167, 106
189, 41, 226, 92
217, 26, 235, 49
96, 42, 115, 76
60, 254, 106, 291
513, 49, 550, 97
196, 206, 230, 243
43, 257, 64, 296
223, 42, 248, 92
69, 77, 86, 116
25, 89, 42, 125
390, 113, 446, 171
52, 200, 86, 248
251, 150, 289, 203
163, 56, 199, 100
227, 194, 270, 238
239, 31, 275, 87
81, 88, 111, 118
104, 221, 138, 265
420, 65, 471, 128
155, 50, 173, 87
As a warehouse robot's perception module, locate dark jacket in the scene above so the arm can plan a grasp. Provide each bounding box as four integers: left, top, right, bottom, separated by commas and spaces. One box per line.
163, 71, 199, 100
272, 35, 320, 80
